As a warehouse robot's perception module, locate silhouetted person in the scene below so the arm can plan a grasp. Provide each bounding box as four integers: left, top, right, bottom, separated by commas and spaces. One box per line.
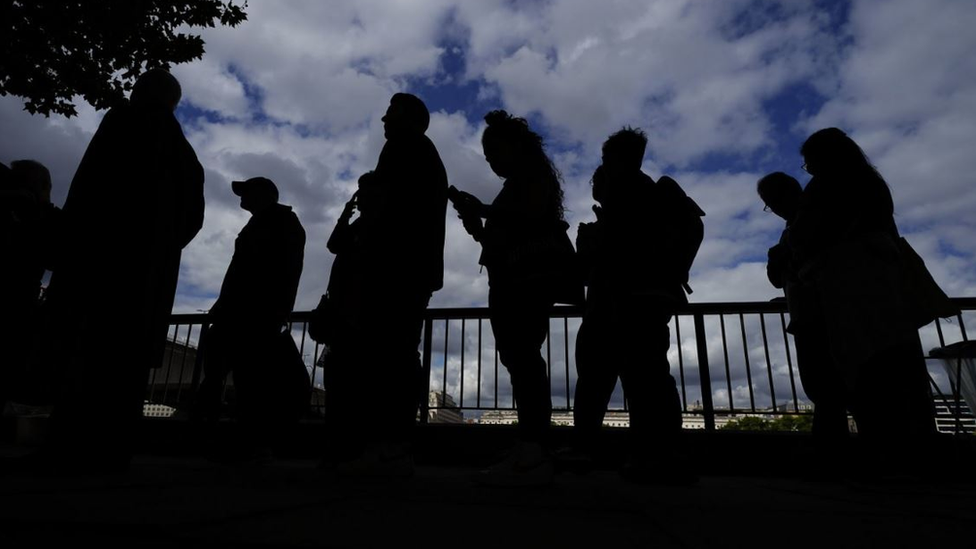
572, 127, 702, 485
315, 172, 379, 465
42, 69, 204, 473
0, 160, 60, 410
790, 128, 936, 473
452, 110, 569, 486
759, 172, 849, 445
322, 93, 447, 477
201, 177, 306, 463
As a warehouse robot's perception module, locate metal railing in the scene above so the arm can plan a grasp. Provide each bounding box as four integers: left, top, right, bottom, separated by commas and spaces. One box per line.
148, 298, 976, 432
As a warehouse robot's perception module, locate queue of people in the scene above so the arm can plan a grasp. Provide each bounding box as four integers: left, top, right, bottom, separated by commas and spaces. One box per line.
0, 69, 945, 484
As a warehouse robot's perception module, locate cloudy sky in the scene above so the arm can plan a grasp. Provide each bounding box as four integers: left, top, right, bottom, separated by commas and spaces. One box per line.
3, 0, 974, 410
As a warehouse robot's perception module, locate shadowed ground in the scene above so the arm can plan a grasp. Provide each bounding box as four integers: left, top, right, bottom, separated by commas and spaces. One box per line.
2, 423, 974, 547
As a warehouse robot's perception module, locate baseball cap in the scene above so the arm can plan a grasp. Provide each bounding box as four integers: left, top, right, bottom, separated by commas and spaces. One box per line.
231, 176, 279, 201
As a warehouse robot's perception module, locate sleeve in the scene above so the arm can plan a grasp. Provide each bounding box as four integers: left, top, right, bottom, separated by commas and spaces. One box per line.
175, 130, 205, 249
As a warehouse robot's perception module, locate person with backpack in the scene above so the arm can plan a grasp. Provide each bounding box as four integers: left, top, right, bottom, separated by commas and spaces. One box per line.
571, 127, 703, 484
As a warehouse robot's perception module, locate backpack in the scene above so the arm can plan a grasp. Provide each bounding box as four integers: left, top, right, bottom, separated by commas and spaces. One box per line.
656, 176, 705, 294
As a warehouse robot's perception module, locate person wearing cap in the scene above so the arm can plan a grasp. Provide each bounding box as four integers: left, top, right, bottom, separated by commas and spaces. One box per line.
40, 68, 204, 473
201, 176, 306, 461
324, 92, 447, 477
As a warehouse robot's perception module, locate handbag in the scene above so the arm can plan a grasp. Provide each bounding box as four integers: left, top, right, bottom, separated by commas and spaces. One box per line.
508, 220, 585, 305
308, 293, 337, 345
896, 236, 959, 328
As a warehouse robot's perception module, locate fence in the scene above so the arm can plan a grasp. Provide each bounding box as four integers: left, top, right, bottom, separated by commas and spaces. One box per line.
148, 298, 976, 432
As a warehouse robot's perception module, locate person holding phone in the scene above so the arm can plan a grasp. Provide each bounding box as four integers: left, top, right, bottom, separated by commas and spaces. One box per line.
451, 110, 566, 487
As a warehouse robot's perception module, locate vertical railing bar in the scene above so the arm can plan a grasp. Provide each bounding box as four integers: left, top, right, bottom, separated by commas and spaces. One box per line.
780, 312, 799, 414
174, 323, 195, 404
546, 319, 552, 382
495, 345, 499, 410
189, 322, 210, 395
740, 314, 756, 412
459, 318, 466, 410
477, 318, 483, 409
935, 317, 947, 348
148, 357, 159, 403
564, 316, 571, 409
310, 341, 321, 413
957, 312, 969, 341
419, 316, 434, 424
720, 315, 734, 414
760, 314, 777, 412
954, 355, 965, 435
675, 315, 688, 412
545, 319, 552, 413
693, 313, 715, 431
441, 319, 449, 412
298, 321, 308, 358
160, 324, 180, 406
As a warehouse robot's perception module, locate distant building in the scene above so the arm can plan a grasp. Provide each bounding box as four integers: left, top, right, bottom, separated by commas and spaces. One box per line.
142, 402, 177, 418
143, 337, 202, 416
477, 407, 821, 430
477, 410, 630, 428
932, 394, 976, 434
426, 391, 464, 424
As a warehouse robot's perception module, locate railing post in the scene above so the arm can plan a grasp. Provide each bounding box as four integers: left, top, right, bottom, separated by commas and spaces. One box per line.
419, 315, 433, 425
190, 321, 210, 394
693, 313, 715, 432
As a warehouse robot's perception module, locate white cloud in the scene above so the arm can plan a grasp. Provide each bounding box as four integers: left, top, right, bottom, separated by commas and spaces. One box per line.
802, 0, 976, 298
458, 0, 840, 165
3, 0, 972, 323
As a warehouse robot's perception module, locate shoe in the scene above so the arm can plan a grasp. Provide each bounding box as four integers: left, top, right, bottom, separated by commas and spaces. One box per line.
472, 443, 555, 488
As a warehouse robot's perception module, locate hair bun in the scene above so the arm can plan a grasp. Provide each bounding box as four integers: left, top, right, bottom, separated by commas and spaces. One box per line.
484, 109, 510, 127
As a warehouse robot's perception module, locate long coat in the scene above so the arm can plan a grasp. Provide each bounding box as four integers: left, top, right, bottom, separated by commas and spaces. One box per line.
48, 100, 204, 371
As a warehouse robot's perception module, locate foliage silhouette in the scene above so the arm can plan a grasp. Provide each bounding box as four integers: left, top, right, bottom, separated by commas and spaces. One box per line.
0, 0, 247, 117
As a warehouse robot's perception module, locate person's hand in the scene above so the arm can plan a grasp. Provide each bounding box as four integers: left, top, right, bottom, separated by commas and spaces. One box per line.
339, 192, 359, 221
449, 187, 483, 216
576, 221, 600, 253
457, 211, 484, 239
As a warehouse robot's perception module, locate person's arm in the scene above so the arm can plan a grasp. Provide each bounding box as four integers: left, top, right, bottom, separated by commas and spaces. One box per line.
327, 195, 358, 255
766, 243, 788, 289
449, 187, 487, 241
272, 218, 306, 327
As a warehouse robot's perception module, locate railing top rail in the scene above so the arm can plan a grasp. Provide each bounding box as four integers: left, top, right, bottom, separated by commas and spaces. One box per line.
168, 296, 976, 324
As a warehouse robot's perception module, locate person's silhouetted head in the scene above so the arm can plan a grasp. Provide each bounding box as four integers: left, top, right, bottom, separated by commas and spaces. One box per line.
482, 110, 564, 218
356, 171, 380, 213
602, 127, 647, 172
591, 164, 609, 206
1, 161, 13, 189
232, 177, 279, 214
10, 159, 52, 205
131, 69, 182, 112
800, 127, 883, 183
757, 172, 801, 222
382, 93, 430, 139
